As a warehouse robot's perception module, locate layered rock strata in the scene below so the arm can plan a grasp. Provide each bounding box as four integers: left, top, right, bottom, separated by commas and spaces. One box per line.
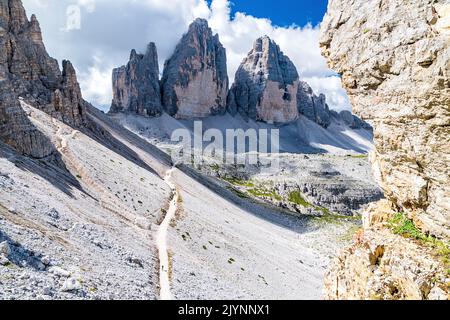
227, 36, 300, 124
320, 0, 450, 240
0, 0, 86, 158
161, 18, 228, 119
320, 0, 450, 299
110, 43, 162, 117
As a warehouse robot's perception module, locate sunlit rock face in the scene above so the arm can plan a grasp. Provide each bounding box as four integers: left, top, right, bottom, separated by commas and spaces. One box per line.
110, 43, 163, 117
227, 36, 300, 124
0, 0, 86, 158
161, 18, 228, 119
321, 0, 450, 240
320, 0, 450, 300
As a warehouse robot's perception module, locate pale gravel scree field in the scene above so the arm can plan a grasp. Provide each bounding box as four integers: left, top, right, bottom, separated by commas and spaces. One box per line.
0, 101, 364, 300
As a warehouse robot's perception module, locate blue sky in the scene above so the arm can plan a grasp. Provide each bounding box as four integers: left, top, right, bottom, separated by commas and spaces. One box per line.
210, 0, 328, 27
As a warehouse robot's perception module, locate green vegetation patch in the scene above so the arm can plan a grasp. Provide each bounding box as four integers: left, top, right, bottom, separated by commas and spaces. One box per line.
389, 213, 450, 268
224, 178, 283, 202
316, 206, 330, 215
223, 177, 255, 188
389, 213, 425, 240
248, 188, 282, 201
288, 191, 311, 207
226, 186, 250, 199
210, 164, 220, 171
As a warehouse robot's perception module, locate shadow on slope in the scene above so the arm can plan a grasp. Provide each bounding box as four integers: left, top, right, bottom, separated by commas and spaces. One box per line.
84, 105, 173, 175
177, 163, 317, 235
0, 224, 47, 271
0, 99, 83, 197
112, 112, 373, 155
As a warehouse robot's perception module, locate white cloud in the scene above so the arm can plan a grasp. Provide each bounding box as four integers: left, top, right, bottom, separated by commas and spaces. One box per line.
76, 54, 112, 106
304, 76, 352, 112
22, 0, 351, 112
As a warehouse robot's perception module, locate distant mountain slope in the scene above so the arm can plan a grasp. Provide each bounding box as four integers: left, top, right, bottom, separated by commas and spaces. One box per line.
111, 112, 374, 155
109, 20, 373, 145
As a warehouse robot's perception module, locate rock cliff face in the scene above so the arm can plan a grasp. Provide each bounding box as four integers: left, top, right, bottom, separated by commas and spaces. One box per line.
161, 18, 228, 119
227, 36, 300, 124
0, 0, 86, 158
320, 0, 450, 299
321, 0, 450, 240
110, 43, 162, 117
297, 80, 332, 128
323, 200, 449, 300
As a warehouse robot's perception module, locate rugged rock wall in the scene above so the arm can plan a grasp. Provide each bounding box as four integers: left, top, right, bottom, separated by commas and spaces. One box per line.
320, 0, 450, 299
227, 36, 300, 124
110, 43, 162, 117
321, 0, 450, 239
323, 200, 449, 300
297, 80, 332, 128
161, 18, 228, 119
0, 0, 86, 158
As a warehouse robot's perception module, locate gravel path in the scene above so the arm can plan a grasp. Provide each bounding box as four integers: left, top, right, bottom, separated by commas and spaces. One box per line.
156, 168, 178, 300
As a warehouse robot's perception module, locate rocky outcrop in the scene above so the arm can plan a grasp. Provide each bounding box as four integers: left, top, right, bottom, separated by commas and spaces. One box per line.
110, 43, 162, 117
321, 0, 450, 240
227, 36, 300, 124
227, 36, 370, 129
330, 110, 373, 131
324, 201, 449, 300
297, 81, 332, 128
0, 0, 86, 158
320, 0, 450, 299
161, 18, 228, 119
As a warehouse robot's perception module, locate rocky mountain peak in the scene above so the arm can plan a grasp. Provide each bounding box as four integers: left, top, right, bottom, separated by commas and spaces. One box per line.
189, 17, 209, 30
161, 18, 228, 119
227, 36, 300, 124
253, 36, 299, 85
28, 14, 42, 39
0, 0, 28, 33
296, 80, 332, 128
110, 42, 162, 117
0, 0, 87, 157
129, 49, 138, 60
